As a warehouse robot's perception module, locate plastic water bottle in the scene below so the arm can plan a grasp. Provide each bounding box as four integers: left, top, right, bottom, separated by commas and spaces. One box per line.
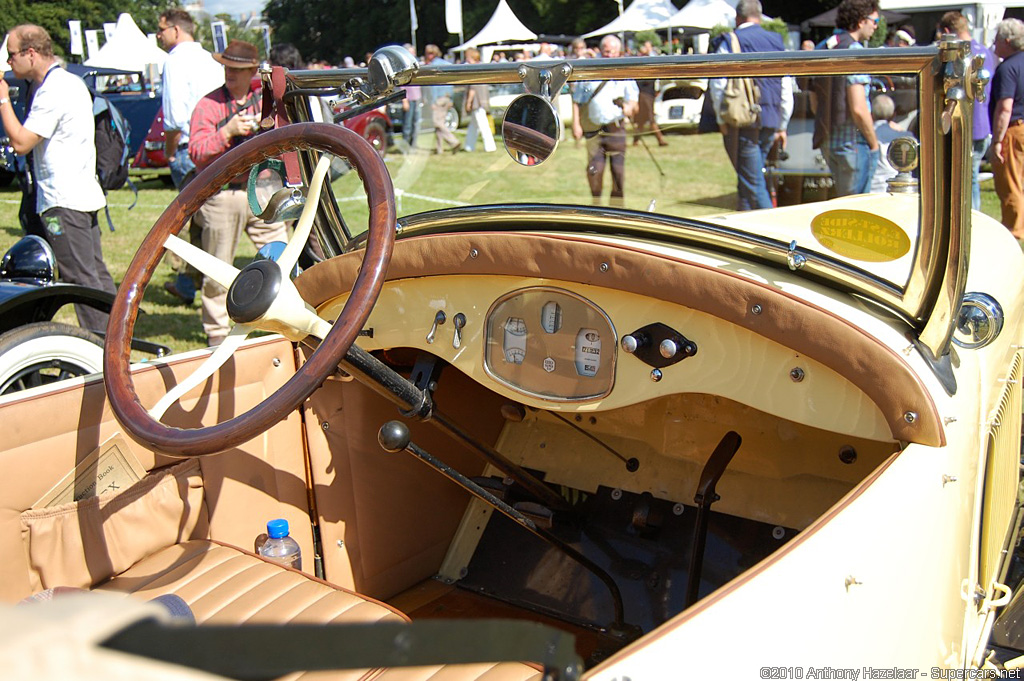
258, 518, 302, 571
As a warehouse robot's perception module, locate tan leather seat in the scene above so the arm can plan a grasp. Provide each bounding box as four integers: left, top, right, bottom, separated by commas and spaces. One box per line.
96, 540, 542, 681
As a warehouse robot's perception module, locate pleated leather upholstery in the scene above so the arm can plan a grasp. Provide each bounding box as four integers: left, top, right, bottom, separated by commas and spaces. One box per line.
96, 540, 542, 681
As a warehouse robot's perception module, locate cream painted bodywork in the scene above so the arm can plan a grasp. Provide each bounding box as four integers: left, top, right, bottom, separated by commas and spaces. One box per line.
317, 208, 1024, 676
582, 214, 1024, 677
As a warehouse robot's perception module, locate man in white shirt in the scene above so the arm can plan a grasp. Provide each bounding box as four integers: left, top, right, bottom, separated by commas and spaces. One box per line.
157, 8, 224, 305
571, 35, 639, 206
0, 24, 115, 333
158, 9, 223, 189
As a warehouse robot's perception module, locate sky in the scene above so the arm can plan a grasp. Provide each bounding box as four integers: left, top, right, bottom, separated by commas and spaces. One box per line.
202, 0, 268, 19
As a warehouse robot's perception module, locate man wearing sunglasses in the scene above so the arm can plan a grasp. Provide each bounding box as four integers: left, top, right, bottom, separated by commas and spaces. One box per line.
813, 0, 882, 197
0, 24, 115, 333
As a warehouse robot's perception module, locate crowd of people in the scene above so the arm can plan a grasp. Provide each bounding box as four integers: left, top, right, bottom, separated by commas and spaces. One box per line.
4, 2, 1024, 346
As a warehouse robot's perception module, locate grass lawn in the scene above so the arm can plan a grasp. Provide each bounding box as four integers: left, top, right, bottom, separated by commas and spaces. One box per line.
0, 130, 1006, 356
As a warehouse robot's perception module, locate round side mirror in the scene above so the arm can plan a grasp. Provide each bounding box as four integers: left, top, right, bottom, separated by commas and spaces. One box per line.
247, 159, 307, 223
502, 94, 560, 166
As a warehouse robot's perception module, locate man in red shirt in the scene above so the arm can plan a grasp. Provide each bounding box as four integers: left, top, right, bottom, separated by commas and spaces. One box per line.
189, 40, 287, 346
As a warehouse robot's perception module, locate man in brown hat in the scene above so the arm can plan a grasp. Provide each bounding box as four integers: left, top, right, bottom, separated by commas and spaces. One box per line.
188, 39, 287, 346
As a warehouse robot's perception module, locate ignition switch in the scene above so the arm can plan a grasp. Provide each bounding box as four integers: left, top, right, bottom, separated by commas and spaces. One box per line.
621, 322, 697, 369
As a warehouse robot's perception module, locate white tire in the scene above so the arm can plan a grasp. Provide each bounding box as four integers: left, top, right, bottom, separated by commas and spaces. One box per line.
0, 322, 105, 394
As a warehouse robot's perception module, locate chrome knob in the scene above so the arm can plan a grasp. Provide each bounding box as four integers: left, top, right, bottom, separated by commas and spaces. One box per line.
426, 310, 446, 344
452, 313, 466, 349
659, 339, 679, 359
621, 335, 639, 353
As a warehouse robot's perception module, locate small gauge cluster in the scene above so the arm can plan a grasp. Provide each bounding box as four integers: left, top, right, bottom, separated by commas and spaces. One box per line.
484, 287, 615, 401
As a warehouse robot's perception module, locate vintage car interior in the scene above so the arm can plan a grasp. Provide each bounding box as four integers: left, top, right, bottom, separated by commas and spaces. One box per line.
2, 42, 1022, 679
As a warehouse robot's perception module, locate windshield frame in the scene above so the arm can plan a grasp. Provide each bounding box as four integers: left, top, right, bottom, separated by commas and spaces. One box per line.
282, 43, 972, 360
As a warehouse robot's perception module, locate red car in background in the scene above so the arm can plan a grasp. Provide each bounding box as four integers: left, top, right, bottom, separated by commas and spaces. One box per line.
133, 104, 391, 178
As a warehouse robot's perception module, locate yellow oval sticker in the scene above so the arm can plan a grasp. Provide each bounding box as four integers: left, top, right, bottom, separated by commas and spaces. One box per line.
810, 210, 911, 262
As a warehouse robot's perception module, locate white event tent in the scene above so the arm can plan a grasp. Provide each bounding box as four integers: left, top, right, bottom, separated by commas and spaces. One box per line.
85, 13, 167, 72
452, 0, 538, 50
659, 0, 736, 31
583, 0, 679, 38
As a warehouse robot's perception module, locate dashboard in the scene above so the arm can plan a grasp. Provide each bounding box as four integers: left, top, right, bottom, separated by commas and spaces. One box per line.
322, 274, 894, 442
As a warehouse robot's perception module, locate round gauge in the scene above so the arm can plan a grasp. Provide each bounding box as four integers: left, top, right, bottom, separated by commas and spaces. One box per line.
541, 301, 562, 334
505, 348, 526, 364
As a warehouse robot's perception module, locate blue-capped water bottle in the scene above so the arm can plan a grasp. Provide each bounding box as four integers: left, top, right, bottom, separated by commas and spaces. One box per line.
258, 518, 302, 570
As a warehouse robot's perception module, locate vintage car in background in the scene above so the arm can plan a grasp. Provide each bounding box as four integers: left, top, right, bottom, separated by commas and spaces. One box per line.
653, 78, 706, 131
136, 101, 391, 180
0, 236, 169, 395
772, 77, 920, 206
490, 82, 574, 129
2, 42, 1022, 680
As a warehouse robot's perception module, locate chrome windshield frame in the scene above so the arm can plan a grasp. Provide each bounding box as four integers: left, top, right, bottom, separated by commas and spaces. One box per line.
284, 45, 972, 359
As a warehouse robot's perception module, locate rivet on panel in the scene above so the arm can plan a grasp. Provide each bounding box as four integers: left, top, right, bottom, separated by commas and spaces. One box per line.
272, 357, 281, 367
650, 368, 663, 382
610, 488, 623, 500
322, 422, 330, 431
751, 304, 762, 315
672, 503, 685, 516
599, 262, 610, 273
789, 367, 805, 382
903, 411, 917, 424
469, 248, 479, 259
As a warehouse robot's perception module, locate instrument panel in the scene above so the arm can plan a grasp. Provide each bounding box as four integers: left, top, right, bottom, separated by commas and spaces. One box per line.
483, 287, 616, 401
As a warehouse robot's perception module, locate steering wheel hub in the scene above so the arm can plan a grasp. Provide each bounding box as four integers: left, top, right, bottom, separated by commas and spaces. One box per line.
227, 260, 282, 324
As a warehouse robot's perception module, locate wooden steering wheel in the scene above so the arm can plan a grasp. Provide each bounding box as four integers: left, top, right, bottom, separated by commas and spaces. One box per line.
103, 123, 395, 457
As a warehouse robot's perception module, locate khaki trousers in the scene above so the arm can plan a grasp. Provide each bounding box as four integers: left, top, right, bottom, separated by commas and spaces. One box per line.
432, 96, 460, 153
993, 123, 1024, 238
193, 189, 287, 343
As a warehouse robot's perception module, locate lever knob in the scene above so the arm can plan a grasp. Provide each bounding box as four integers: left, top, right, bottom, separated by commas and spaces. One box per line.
621, 335, 639, 354
426, 310, 446, 344
452, 312, 466, 349
659, 339, 679, 359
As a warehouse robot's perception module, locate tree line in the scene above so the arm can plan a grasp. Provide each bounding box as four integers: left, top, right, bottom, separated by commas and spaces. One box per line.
0, 0, 838, 67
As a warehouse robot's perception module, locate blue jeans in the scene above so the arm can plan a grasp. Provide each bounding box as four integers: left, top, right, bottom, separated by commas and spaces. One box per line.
169, 150, 196, 189
825, 140, 878, 197
723, 126, 774, 211
403, 101, 421, 149
972, 136, 991, 212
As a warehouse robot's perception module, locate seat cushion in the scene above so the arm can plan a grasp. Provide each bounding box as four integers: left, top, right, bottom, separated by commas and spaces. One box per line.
96, 540, 407, 626
95, 540, 541, 681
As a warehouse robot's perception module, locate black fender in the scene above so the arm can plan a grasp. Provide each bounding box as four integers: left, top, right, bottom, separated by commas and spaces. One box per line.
0, 281, 117, 334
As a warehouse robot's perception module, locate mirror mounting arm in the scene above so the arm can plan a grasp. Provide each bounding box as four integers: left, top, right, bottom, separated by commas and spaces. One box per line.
517, 61, 572, 105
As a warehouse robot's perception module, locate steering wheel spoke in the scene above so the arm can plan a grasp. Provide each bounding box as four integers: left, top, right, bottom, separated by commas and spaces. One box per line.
163, 234, 240, 290
148, 325, 252, 421
104, 122, 396, 457
277, 154, 332, 275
